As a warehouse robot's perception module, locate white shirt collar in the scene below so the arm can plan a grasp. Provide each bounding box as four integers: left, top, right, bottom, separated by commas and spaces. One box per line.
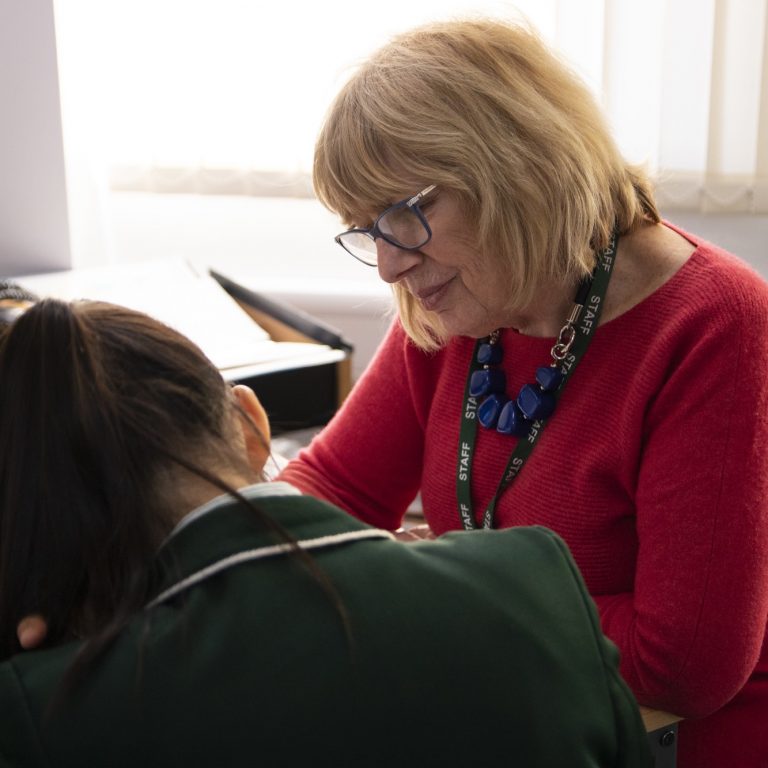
167, 481, 302, 540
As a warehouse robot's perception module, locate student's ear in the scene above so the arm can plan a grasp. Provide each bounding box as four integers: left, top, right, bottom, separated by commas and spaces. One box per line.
231, 385, 271, 474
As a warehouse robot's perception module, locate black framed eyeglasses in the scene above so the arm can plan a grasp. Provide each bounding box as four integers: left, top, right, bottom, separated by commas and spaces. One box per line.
334, 184, 437, 266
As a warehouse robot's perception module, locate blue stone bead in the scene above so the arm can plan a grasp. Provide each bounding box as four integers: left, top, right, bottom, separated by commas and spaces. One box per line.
497, 400, 531, 436
517, 383, 556, 421
477, 342, 503, 365
469, 367, 506, 398
536, 366, 564, 392
469, 370, 487, 397
478, 394, 507, 429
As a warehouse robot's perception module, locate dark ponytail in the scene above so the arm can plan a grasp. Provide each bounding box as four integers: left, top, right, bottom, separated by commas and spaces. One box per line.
0, 299, 243, 663
0, 299, 348, 694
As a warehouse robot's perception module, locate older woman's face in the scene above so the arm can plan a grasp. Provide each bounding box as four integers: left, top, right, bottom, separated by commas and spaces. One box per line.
375, 190, 513, 338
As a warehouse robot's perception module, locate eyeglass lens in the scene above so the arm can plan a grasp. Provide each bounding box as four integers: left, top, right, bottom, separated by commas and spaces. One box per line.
339, 204, 429, 264
378, 206, 428, 246
339, 231, 379, 265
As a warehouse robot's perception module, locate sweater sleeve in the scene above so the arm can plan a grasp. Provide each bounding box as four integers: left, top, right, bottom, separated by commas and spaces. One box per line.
277, 320, 427, 530
595, 276, 768, 718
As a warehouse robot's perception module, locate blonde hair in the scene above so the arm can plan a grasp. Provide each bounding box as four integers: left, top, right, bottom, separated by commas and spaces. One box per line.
314, 18, 659, 350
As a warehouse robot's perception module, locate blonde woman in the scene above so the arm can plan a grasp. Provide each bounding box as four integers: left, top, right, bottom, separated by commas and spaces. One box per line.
280, 18, 768, 767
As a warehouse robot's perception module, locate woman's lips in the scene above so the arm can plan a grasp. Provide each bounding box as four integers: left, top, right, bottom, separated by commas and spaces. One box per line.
415, 278, 453, 311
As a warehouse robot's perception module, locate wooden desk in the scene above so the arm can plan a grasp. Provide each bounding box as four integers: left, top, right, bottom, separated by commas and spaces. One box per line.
641, 707, 682, 768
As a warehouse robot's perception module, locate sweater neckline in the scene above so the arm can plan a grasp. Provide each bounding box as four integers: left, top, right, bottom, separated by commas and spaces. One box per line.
492, 230, 704, 352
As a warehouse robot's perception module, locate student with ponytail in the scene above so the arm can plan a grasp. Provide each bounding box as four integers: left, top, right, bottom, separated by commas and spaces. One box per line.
0, 299, 650, 767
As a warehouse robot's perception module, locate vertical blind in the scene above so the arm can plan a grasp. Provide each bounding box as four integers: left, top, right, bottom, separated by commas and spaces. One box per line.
54, 0, 768, 212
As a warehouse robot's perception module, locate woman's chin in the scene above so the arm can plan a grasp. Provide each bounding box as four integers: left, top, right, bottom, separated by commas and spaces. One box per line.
438, 314, 497, 340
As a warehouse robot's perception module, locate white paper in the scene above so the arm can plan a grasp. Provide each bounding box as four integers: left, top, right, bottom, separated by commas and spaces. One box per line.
14, 260, 338, 372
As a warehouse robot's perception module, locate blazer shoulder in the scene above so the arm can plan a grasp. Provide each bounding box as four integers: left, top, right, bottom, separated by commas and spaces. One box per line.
0, 661, 48, 767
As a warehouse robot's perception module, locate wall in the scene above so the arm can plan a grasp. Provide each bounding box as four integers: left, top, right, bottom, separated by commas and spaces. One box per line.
670, 213, 768, 274
0, 0, 70, 275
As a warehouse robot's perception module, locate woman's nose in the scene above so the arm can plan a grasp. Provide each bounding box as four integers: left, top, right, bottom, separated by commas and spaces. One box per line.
376, 239, 422, 284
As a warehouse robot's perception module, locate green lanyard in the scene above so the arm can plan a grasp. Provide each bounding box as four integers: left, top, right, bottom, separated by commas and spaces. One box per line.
456, 232, 619, 530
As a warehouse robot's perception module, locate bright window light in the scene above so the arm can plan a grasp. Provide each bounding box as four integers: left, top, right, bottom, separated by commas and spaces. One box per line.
54, 1, 601, 176
50, 0, 768, 271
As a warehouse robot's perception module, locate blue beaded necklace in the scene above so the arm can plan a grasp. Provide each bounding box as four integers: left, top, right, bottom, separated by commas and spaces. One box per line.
456, 230, 619, 530
469, 272, 594, 436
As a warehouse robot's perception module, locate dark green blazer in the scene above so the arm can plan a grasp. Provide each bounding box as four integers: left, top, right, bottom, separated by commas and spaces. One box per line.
0, 488, 651, 767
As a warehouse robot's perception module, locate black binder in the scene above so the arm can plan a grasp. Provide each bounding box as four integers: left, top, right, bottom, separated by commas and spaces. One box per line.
210, 269, 354, 434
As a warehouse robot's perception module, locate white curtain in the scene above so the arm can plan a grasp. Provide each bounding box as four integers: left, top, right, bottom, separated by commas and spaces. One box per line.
54, 0, 768, 212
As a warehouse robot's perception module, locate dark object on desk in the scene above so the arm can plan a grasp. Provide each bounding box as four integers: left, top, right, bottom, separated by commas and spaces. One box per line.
647, 721, 679, 768
210, 270, 352, 353
210, 269, 353, 435
0, 281, 38, 326
237, 361, 342, 434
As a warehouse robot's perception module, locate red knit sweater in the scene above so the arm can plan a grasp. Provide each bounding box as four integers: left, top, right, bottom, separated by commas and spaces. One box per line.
280, 227, 768, 767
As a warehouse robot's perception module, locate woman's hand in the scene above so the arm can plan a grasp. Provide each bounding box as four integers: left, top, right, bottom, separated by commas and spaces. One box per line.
394, 524, 435, 542
17, 614, 48, 650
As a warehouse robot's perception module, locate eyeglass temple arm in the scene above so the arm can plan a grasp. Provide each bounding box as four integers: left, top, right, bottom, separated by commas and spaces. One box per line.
407, 184, 437, 207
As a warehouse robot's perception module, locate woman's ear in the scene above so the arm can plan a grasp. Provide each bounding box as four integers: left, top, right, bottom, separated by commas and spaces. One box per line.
231, 385, 271, 474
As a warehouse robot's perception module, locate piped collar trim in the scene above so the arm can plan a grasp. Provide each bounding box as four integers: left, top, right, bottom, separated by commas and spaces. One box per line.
168, 481, 301, 540
146, 526, 395, 610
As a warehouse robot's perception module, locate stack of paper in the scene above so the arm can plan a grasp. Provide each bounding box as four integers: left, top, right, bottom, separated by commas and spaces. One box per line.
13, 259, 345, 377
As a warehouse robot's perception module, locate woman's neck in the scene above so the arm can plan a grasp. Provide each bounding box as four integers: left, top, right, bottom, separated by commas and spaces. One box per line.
509, 222, 694, 338
507, 276, 581, 338
599, 221, 694, 325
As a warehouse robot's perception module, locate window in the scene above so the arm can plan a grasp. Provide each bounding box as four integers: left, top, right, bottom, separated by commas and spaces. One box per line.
51, 0, 768, 270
